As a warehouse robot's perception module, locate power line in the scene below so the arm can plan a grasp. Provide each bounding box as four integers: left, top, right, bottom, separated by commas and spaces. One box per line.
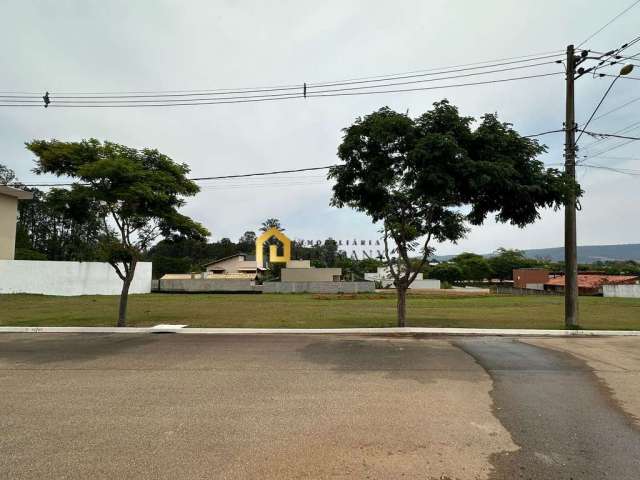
587, 155, 640, 161
16, 165, 337, 187
74, 57, 565, 98
295, 72, 564, 101
0, 50, 564, 98
575, 74, 624, 144
580, 162, 640, 175
586, 36, 640, 78
577, 0, 640, 48
582, 131, 640, 140
5, 59, 560, 105
11, 125, 568, 187
592, 95, 640, 121
191, 165, 334, 181
0, 71, 564, 108
584, 137, 638, 158
523, 129, 565, 138
579, 123, 640, 157
596, 73, 640, 80
581, 119, 640, 151
2, 59, 563, 103
9, 55, 561, 100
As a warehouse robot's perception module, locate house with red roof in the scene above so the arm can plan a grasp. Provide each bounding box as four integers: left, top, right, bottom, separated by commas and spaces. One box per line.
545, 274, 639, 296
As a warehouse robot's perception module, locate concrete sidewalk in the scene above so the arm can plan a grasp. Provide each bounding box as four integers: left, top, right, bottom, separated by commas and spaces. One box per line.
2, 325, 640, 336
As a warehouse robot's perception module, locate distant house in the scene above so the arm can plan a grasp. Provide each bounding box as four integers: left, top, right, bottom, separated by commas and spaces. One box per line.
545, 274, 638, 296
280, 260, 342, 282
202, 253, 262, 275
513, 268, 550, 289
0, 185, 33, 260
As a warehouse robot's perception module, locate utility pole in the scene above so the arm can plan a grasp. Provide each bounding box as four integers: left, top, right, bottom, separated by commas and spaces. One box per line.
564, 44, 578, 328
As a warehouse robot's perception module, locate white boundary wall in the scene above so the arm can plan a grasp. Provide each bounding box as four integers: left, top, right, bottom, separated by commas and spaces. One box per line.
364, 267, 440, 289
0, 260, 152, 296
603, 284, 640, 298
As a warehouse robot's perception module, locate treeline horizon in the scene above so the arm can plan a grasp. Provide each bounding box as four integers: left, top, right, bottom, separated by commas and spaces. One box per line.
11, 182, 640, 282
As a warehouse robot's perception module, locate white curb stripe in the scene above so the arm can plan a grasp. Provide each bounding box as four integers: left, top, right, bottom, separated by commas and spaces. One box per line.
1, 326, 640, 336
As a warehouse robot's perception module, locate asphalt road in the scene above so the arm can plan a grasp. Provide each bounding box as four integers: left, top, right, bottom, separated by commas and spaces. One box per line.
1, 333, 639, 479
456, 338, 640, 479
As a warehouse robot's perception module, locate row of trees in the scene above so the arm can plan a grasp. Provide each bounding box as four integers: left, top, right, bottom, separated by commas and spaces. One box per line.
147, 223, 384, 280
5, 139, 208, 327
0, 100, 586, 329
428, 249, 541, 283
428, 250, 640, 283
10, 183, 637, 285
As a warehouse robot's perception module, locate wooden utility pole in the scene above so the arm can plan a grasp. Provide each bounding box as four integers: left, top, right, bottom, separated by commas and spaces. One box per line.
564, 44, 579, 328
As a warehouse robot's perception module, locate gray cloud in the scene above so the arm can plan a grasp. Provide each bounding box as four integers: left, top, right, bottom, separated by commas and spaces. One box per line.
2, 0, 639, 254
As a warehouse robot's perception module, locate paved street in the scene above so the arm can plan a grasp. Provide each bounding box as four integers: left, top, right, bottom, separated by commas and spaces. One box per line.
1, 334, 639, 479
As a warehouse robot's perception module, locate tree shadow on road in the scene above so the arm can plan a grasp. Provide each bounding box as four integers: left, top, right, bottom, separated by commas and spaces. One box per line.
0, 334, 159, 365
298, 336, 483, 385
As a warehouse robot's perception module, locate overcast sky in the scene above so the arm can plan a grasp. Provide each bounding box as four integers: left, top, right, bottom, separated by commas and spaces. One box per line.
1, 0, 639, 255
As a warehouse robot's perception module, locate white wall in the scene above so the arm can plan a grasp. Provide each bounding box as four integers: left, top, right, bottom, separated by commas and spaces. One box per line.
603, 284, 640, 298
364, 267, 441, 289
410, 279, 441, 289
0, 260, 152, 296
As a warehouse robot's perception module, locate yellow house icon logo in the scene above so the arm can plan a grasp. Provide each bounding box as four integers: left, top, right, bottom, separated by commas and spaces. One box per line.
255, 227, 292, 267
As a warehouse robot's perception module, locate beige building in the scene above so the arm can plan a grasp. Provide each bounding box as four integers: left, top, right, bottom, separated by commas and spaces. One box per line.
203, 253, 261, 275
281, 260, 342, 282
0, 186, 33, 260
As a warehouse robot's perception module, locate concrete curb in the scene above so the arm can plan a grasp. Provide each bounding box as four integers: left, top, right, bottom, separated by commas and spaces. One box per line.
2, 326, 640, 336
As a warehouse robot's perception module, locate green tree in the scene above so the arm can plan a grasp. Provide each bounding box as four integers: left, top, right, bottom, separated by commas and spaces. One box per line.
329, 101, 571, 326
0, 163, 17, 184
452, 252, 493, 281
260, 218, 284, 232
322, 238, 339, 267
151, 255, 192, 279
237, 231, 257, 253
17, 187, 105, 261
488, 247, 540, 281
27, 139, 209, 327
428, 262, 463, 284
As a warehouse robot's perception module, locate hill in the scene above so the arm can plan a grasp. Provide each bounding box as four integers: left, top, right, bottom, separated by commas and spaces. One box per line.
435, 243, 640, 263
522, 243, 640, 263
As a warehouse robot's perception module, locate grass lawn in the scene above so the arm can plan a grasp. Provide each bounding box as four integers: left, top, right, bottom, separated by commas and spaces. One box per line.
1, 292, 640, 330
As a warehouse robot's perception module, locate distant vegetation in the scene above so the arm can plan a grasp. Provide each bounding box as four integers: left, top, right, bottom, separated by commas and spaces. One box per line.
6, 160, 639, 283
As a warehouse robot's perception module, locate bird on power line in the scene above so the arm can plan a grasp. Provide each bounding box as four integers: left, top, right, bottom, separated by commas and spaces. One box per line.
0, 52, 566, 108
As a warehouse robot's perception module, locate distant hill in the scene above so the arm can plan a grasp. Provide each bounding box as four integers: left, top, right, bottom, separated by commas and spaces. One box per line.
435, 243, 640, 263
522, 244, 640, 263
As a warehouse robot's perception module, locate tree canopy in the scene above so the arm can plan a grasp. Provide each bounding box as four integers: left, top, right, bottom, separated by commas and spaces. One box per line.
0, 163, 17, 184
488, 248, 540, 280
260, 218, 284, 232
26, 138, 209, 326
329, 101, 574, 326
452, 252, 493, 281
428, 262, 464, 284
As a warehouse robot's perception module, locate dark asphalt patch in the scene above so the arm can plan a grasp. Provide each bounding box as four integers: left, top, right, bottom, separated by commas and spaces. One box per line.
0, 334, 158, 364
455, 338, 640, 480
299, 337, 481, 384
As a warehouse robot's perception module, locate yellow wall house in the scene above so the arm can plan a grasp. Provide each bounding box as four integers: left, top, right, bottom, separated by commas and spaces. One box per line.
0, 186, 33, 260
255, 227, 292, 267
256, 228, 342, 282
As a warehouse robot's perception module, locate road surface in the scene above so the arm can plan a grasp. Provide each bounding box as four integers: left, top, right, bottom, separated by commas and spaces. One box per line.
1, 333, 639, 479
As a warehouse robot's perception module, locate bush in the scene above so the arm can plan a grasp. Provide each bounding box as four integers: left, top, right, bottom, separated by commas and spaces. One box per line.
14, 248, 47, 260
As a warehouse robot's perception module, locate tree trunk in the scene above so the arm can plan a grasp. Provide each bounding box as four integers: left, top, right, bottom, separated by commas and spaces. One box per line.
117, 262, 137, 327
396, 286, 407, 328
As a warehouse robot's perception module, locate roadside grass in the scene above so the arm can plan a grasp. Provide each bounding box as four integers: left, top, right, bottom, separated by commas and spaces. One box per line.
1, 293, 639, 330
